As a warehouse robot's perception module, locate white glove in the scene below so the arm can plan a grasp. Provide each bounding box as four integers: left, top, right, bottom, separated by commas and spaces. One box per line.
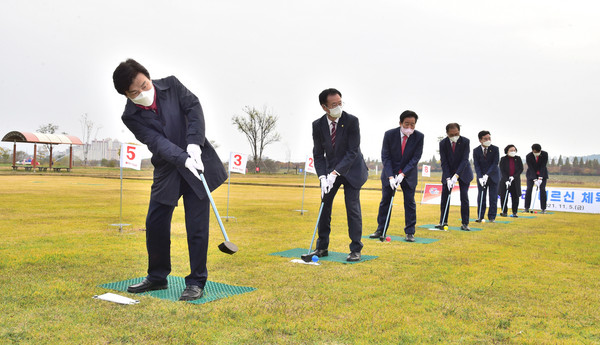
319, 176, 328, 197
538, 177, 543, 181
505, 181, 510, 188
186, 144, 204, 172
451, 174, 458, 185
185, 157, 203, 180
395, 174, 405, 186
508, 176, 514, 182
479, 178, 486, 187
326, 173, 337, 190
482, 174, 489, 184
389, 177, 397, 190
535, 179, 542, 188
446, 178, 454, 191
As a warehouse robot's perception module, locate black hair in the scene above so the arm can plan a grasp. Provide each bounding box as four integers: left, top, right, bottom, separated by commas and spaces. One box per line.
399, 110, 418, 123
531, 143, 542, 152
478, 130, 490, 140
446, 123, 460, 133
504, 144, 517, 154
319, 88, 342, 106
113, 59, 151, 95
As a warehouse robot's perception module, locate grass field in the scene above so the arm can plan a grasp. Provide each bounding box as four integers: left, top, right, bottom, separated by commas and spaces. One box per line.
1, 170, 599, 344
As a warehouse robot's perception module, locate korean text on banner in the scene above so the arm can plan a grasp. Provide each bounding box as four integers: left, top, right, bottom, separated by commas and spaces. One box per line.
229, 152, 248, 174
120, 144, 142, 170
422, 164, 431, 177
305, 156, 317, 174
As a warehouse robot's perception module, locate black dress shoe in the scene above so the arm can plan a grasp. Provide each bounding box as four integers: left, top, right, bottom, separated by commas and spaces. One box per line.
460, 224, 471, 231
500, 213, 508, 217
369, 230, 383, 239
405, 234, 415, 242
512, 213, 518, 218
127, 278, 168, 293
346, 252, 361, 262
308, 249, 328, 257
179, 285, 204, 301
488, 219, 495, 223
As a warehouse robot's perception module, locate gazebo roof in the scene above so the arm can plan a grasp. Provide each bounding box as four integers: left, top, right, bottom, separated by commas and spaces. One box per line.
2, 131, 83, 145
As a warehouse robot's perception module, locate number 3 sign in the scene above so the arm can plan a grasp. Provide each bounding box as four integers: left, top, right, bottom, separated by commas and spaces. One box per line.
120, 143, 142, 170
229, 152, 248, 174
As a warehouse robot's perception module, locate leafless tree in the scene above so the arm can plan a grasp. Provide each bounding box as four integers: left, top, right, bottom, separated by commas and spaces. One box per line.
80, 113, 96, 166
232, 106, 280, 169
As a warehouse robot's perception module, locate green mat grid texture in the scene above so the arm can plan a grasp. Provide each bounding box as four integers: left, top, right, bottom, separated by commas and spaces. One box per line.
270, 248, 378, 264
362, 235, 439, 244
418, 224, 483, 232
99, 276, 255, 305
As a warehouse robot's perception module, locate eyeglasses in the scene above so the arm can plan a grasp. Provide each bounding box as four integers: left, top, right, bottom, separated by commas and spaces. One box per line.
326, 101, 343, 109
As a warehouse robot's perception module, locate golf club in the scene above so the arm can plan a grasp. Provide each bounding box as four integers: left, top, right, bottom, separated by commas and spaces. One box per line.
301, 201, 325, 262
380, 188, 397, 242
477, 186, 486, 221
198, 172, 238, 254
501, 186, 510, 215
434, 186, 452, 230
531, 184, 539, 213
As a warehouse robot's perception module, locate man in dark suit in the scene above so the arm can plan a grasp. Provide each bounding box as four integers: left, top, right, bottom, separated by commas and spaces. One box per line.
524, 143, 549, 213
113, 59, 227, 301
310, 88, 369, 262
472, 130, 500, 222
499, 144, 524, 217
369, 110, 424, 242
436, 123, 474, 231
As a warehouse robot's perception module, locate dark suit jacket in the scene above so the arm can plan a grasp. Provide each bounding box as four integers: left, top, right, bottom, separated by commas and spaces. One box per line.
312, 111, 368, 189
380, 128, 424, 189
499, 155, 524, 194
473, 144, 500, 183
121, 76, 227, 206
439, 136, 473, 183
525, 151, 549, 180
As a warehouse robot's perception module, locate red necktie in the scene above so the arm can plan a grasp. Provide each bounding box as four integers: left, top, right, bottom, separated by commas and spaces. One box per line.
484, 147, 488, 157
401, 135, 407, 154
451, 141, 456, 152
331, 121, 336, 147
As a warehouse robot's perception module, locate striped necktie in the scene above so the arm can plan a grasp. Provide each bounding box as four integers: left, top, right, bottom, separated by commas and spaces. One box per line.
331, 121, 336, 147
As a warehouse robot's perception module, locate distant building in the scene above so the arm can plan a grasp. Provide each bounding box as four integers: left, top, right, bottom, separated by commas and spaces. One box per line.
72, 138, 121, 161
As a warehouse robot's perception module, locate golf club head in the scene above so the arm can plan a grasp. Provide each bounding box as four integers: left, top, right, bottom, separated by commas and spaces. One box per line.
379, 236, 385, 242
218, 241, 238, 255
300, 254, 313, 263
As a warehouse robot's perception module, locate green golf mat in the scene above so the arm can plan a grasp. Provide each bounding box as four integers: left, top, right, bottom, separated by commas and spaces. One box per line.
513, 215, 537, 219
362, 235, 439, 244
418, 224, 483, 232
99, 276, 255, 304
465, 218, 512, 224
270, 248, 377, 264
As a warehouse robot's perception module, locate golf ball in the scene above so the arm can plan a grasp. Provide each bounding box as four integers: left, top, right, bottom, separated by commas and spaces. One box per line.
386, 236, 391, 242
482, 219, 486, 223
534, 211, 537, 214
444, 226, 448, 230
311, 255, 319, 262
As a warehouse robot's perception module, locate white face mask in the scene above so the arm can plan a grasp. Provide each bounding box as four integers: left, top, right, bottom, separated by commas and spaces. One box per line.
533, 152, 541, 157
328, 105, 343, 119
448, 135, 459, 143
508, 151, 516, 157
401, 127, 414, 137
482, 140, 491, 147
131, 86, 155, 107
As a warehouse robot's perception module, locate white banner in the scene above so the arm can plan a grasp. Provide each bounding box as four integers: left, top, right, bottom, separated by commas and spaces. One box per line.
421, 184, 600, 214
229, 152, 248, 174
120, 143, 142, 170
422, 165, 431, 177
305, 155, 317, 174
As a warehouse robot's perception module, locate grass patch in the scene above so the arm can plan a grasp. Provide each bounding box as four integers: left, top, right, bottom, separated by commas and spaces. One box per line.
0, 173, 599, 343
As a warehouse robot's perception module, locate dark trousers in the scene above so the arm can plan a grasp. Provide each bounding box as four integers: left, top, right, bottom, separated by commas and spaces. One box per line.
524, 178, 547, 210
476, 179, 498, 220
316, 176, 363, 253
499, 182, 520, 214
145, 179, 210, 288
440, 180, 470, 225
376, 180, 416, 235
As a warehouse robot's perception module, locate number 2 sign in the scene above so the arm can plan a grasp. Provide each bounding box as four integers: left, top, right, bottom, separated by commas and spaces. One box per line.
305, 155, 316, 174
229, 152, 248, 174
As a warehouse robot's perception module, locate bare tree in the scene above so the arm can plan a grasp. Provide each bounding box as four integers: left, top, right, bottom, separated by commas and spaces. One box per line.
80, 113, 96, 166
232, 106, 280, 169
37, 123, 60, 161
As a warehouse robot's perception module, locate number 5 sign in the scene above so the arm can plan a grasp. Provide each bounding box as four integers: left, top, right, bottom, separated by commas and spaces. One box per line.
229, 152, 248, 174
305, 155, 316, 174
120, 143, 142, 170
